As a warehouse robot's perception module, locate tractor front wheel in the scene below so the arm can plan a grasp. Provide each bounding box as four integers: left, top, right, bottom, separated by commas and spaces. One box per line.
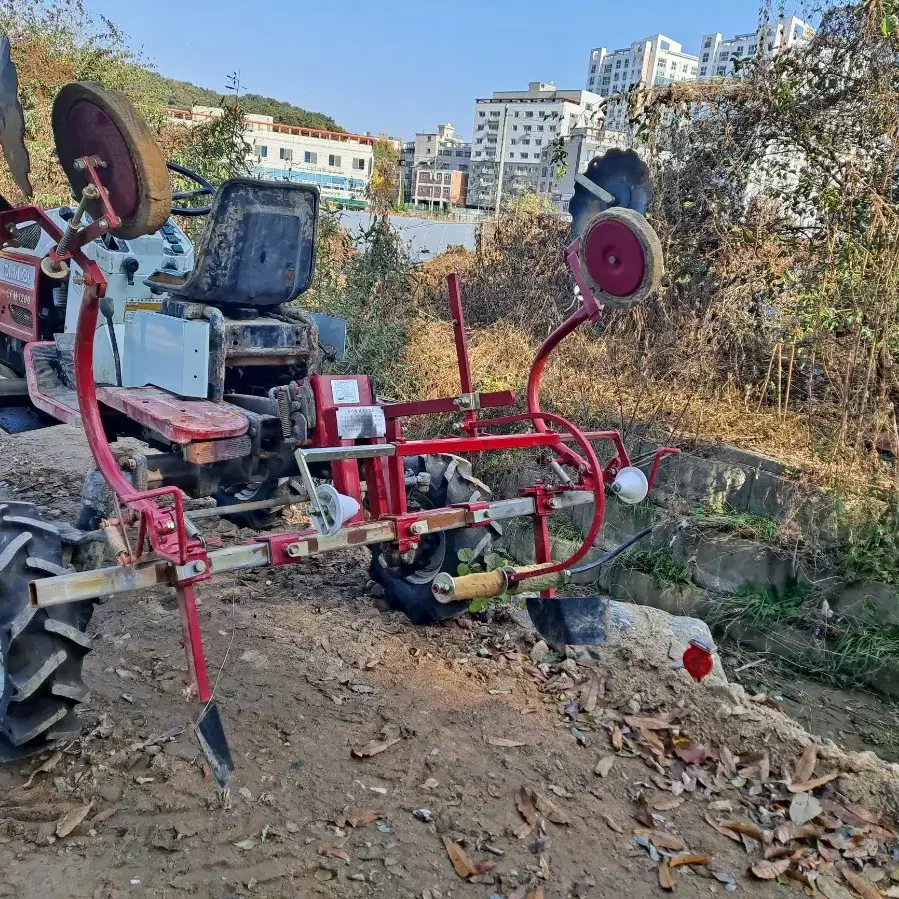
215, 481, 282, 530
0, 502, 95, 761
370, 454, 496, 625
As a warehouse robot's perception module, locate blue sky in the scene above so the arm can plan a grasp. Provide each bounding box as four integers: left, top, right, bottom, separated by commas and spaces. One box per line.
86, 0, 802, 140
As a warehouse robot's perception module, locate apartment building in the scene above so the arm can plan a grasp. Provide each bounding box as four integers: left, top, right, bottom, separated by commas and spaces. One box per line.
165, 105, 375, 208
585, 35, 698, 133
467, 82, 603, 210
698, 16, 814, 78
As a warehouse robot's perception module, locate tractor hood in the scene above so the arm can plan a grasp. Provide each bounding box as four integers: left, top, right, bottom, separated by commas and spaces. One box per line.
0, 32, 31, 199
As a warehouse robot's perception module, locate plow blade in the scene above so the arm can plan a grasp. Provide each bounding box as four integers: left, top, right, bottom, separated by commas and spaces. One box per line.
526, 595, 611, 651
195, 702, 233, 790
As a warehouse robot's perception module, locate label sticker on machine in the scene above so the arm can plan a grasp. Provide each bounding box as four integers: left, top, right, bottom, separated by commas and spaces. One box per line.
124, 298, 163, 322
330, 379, 360, 405
336, 406, 386, 439
0, 258, 36, 290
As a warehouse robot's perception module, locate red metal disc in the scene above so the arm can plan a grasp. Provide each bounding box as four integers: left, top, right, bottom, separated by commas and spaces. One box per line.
62, 98, 140, 222
582, 217, 646, 298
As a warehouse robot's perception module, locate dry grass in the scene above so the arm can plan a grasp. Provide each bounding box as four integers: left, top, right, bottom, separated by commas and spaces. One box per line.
393, 318, 888, 491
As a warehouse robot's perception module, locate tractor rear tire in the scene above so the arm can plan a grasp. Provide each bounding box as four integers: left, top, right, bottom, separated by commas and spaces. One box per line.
0, 502, 95, 761
370, 454, 496, 625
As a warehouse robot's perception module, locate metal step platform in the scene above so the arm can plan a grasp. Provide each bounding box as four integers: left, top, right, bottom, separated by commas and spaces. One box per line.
23, 341, 249, 444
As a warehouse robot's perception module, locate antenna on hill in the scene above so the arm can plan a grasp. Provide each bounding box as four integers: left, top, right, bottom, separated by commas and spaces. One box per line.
226, 70, 243, 98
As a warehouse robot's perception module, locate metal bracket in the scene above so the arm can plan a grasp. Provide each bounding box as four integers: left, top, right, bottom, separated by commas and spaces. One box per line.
453, 392, 481, 412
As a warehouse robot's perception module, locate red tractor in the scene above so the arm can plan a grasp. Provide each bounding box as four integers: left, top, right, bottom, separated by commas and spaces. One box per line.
0, 46, 678, 785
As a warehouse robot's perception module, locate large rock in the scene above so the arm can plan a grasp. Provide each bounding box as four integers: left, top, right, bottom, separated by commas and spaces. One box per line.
831, 581, 899, 628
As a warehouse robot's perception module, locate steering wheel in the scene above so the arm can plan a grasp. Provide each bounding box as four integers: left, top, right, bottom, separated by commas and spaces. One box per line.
167, 161, 216, 216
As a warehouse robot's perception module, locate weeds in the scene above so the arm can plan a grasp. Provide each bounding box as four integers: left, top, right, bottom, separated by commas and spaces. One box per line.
691, 505, 782, 544
833, 500, 899, 586
615, 548, 690, 587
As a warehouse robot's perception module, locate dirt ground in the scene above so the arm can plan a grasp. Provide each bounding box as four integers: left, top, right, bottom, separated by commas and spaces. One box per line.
1, 426, 899, 899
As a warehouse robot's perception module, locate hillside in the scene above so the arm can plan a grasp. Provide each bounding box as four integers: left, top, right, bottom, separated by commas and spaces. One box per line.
142, 70, 345, 132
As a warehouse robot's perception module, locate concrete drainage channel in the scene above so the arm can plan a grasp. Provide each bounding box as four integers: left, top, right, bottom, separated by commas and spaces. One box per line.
500, 439, 899, 698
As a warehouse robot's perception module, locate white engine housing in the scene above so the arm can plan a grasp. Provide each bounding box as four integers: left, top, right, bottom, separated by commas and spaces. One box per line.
29, 210, 207, 395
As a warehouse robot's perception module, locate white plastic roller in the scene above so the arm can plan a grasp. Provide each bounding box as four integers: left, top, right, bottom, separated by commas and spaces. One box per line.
610, 466, 648, 505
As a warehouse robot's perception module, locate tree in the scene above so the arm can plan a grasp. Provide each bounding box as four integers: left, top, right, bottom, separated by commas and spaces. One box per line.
368, 139, 399, 212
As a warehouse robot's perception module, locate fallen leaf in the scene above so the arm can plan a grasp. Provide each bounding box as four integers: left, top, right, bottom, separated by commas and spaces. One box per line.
625, 715, 672, 731
765, 846, 798, 860
341, 809, 384, 828
56, 802, 94, 838
486, 737, 528, 748
788, 772, 840, 793
658, 859, 676, 891
581, 675, 603, 713
319, 846, 350, 863
24, 751, 62, 789
594, 756, 615, 778
675, 744, 713, 765
790, 792, 823, 826
442, 837, 477, 878
712, 869, 737, 887
634, 828, 687, 852
721, 820, 764, 842
529, 788, 570, 825
526, 890, 545, 899
474, 859, 497, 875
233, 838, 256, 850
90, 807, 117, 825
705, 814, 741, 843
793, 743, 817, 786
670, 853, 711, 868
516, 786, 536, 825
719, 746, 737, 775
611, 726, 623, 751
602, 813, 624, 833
708, 800, 734, 813
841, 868, 886, 899
654, 797, 685, 812
351, 736, 400, 758
816, 874, 854, 899
635, 792, 655, 828
750, 858, 791, 880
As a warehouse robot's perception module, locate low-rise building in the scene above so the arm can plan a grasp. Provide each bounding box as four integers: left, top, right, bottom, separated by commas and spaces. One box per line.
165, 105, 375, 208
412, 168, 468, 208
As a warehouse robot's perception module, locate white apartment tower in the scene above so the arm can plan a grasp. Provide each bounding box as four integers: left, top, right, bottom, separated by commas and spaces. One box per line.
698, 16, 814, 78
585, 35, 698, 133
467, 81, 603, 210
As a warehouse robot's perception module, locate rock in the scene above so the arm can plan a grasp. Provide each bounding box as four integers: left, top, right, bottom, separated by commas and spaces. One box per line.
163, 740, 199, 762
832, 582, 899, 628
529, 640, 549, 665
97, 779, 122, 803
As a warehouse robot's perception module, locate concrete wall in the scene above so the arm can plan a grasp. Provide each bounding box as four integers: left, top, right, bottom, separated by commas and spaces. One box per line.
338, 211, 476, 263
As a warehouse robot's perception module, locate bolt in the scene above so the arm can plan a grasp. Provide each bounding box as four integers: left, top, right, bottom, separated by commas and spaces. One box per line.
286, 543, 302, 558
409, 521, 428, 536
191, 560, 207, 575
548, 497, 561, 509
97, 217, 109, 231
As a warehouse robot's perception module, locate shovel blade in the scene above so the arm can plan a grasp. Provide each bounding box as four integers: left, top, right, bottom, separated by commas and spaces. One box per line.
195, 703, 233, 789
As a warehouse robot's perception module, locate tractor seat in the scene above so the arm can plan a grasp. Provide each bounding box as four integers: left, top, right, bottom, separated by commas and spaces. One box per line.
147, 178, 319, 309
